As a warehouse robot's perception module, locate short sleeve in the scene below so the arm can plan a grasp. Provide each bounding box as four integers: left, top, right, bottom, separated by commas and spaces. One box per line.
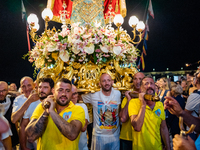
71, 105, 85, 128
121, 97, 127, 109
185, 94, 200, 112
31, 103, 44, 120
82, 93, 92, 103
81, 103, 89, 122
128, 98, 141, 117
115, 90, 121, 104
23, 107, 30, 119
12, 97, 21, 113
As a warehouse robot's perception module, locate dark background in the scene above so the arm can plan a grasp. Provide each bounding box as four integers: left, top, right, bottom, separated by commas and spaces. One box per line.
0, 0, 199, 87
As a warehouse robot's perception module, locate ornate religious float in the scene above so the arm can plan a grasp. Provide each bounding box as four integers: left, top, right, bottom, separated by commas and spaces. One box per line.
26, 0, 145, 92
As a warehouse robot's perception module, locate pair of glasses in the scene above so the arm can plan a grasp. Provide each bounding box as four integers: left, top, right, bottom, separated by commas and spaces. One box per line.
0, 89, 7, 93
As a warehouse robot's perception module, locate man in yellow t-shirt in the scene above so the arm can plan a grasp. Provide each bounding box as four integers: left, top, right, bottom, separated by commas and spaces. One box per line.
25, 78, 85, 150
128, 76, 171, 150
119, 72, 144, 150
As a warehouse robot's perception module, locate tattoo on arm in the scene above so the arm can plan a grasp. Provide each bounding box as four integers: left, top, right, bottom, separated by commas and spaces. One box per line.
50, 111, 82, 141
26, 111, 49, 142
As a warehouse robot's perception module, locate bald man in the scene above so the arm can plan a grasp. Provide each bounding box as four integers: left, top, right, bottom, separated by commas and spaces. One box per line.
82, 73, 121, 150
11, 76, 39, 124
119, 72, 145, 150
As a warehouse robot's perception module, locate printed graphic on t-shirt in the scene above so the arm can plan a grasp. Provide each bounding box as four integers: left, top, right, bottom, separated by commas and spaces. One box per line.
155, 109, 161, 117
98, 101, 118, 130
63, 111, 72, 121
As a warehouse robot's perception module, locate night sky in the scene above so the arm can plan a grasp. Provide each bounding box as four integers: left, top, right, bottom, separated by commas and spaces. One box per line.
0, 0, 200, 87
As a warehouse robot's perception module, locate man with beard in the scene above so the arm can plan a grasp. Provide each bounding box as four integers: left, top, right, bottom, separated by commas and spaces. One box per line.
128, 75, 170, 150
119, 72, 144, 150
82, 73, 121, 150
25, 78, 85, 150
20, 78, 54, 150
0, 81, 19, 149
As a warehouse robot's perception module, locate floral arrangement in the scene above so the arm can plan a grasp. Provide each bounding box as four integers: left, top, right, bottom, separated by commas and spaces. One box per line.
27, 22, 139, 69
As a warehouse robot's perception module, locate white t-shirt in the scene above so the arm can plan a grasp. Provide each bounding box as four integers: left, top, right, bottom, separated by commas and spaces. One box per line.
0, 116, 12, 150
76, 103, 89, 150
82, 88, 121, 137
23, 100, 41, 120
12, 94, 27, 113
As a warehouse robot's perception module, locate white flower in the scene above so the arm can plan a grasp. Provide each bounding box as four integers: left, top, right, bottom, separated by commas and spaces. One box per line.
59, 50, 69, 62
94, 21, 101, 28
46, 43, 58, 52
72, 46, 80, 54
113, 46, 121, 55
100, 45, 109, 53
84, 44, 94, 54
82, 34, 91, 39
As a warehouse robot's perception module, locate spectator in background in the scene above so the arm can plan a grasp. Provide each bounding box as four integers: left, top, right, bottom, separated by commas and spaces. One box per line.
181, 79, 189, 102
189, 76, 198, 95
166, 84, 185, 138
184, 71, 200, 141
9, 83, 17, 92
175, 80, 181, 85
158, 77, 171, 104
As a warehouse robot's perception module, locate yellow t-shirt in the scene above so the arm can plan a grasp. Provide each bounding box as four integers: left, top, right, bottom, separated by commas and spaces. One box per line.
119, 97, 132, 141
128, 98, 165, 150
31, 101, 85, 150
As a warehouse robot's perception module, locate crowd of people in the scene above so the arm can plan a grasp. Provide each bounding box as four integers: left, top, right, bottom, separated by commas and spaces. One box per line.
0, 70, 200, 150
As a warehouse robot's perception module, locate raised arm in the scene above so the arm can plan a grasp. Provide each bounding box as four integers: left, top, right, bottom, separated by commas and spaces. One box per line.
164, 96, 200, 133
119, 91, 132, 123
25, 111, 49, 143
11, 93, 39, 124
130, 93, 146, 132
160, 120, 171, 150
19, 118, 30, 150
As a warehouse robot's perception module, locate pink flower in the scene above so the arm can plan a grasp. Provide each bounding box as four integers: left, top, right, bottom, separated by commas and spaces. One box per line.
103, 54, 110, 57
95, 49, 101, 52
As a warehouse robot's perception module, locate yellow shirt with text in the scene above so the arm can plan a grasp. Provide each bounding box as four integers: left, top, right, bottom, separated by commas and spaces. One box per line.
128, 98, 165, 150
31, 101, 85, 150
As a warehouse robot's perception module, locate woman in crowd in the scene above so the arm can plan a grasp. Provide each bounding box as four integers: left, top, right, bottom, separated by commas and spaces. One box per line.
158, 77, 171, 104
